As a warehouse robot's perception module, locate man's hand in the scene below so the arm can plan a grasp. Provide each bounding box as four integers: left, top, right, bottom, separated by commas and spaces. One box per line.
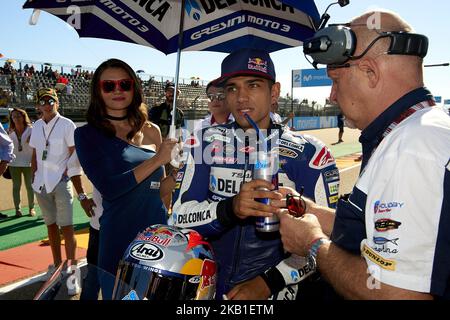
276, 210, 326, 256
225, 276, 271, 300
232, 179, 282, 220
80, 197, 96, 218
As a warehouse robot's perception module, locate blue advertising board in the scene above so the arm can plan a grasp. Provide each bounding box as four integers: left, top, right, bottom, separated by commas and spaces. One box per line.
292, 68, 332, 88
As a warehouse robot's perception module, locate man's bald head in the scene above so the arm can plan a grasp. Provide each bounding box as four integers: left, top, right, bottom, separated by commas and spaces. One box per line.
350, 10, 413, 58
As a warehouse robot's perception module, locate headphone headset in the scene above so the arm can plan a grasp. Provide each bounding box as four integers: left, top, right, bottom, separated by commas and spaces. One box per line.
303, 25, 428, 68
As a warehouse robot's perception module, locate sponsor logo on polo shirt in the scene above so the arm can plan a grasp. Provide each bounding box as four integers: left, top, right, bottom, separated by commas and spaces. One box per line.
374, 200, 404, 214
362, 244, 396, 271
374, 219, 402, 232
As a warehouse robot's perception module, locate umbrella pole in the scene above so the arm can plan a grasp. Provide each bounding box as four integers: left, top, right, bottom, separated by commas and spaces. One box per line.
168, 0, 186, 169
168, 0, 186, 141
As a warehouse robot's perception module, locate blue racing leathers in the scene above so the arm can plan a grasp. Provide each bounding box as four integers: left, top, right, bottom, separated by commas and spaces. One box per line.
170, 122, 339, 299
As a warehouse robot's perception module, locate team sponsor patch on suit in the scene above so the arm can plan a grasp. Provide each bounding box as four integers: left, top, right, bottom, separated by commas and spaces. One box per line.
276, 139, 305, 152
329, 195, 338, 204
204, 134, 230, 143
323, 168, 339, 182
150, 181, 160, 189
328, 181, 339, 195
362, 244, 396, 271
185, 135, 200, 148
272, 147, 298, 158
310, 147, 335, 169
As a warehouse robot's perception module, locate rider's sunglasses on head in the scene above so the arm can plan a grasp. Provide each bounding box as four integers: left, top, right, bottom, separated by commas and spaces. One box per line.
38, 98, 56, 107
207, 93, 225, 102
100, 79, 134, 93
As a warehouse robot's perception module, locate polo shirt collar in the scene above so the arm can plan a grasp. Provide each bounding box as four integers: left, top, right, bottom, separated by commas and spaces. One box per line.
358, 87, 433, 169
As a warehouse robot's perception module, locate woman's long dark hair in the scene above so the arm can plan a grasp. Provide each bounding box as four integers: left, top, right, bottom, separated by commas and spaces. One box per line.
9, 107, 32, 131
87, 58, 148, 140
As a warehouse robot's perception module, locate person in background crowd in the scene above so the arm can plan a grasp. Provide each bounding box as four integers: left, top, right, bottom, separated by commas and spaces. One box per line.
194, 80, 234, 132
332, 113, 344, 145
75, 58, 178, 299
148, 82, 185, 138
276, 10, 450, 300
0, 123, 15, 219
270, 101, 294, 126
7, 107, 35, 217
30, 88, 94, 295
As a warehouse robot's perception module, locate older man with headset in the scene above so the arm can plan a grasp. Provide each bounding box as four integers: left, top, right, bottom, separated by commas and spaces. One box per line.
276, 10, 450, 299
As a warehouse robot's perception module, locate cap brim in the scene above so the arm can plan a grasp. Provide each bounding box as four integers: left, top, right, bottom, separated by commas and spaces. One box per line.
215, 71, 274, 87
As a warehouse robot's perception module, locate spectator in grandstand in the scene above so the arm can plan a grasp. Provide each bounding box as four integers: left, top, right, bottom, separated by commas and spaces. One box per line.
66, 82, 73, 96
0, 124, 15, 219
74, 58, 179, 299
148, 82, 185, 138
30, 88, 94, 295
7, 108, 35, 217
10, 74, 17, 103
332, 112, 344, 145
276, 10, 450, 300
194, 80, 233, 131
20, 78, 30, 101
171, 48, 339, 300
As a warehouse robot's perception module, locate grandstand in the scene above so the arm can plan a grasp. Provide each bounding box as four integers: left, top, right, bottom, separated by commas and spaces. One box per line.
0, 58, 340, 124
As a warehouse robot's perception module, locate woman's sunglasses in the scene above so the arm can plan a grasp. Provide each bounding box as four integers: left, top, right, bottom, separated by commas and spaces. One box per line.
100, 79, 134, 93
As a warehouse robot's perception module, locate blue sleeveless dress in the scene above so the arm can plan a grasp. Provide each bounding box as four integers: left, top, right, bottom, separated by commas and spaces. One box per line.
74, 124, 167, 299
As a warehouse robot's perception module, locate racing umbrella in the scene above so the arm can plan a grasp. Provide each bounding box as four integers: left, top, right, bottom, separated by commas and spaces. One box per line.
22, 0, 320, 142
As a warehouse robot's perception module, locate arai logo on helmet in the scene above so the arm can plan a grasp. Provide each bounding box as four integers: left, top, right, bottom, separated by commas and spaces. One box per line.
130, 242, 164, 261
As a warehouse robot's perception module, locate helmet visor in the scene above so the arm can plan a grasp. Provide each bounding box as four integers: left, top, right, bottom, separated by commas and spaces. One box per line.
112, 261, 198, 300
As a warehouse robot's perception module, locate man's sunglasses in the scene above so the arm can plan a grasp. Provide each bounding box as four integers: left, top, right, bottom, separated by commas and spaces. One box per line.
100, 79, 134, 93
38, 98, 56, 106
207, 93, 225, 102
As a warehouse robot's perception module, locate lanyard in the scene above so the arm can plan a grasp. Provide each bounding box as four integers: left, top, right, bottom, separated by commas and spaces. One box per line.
15, 129, 23, 152
42, 117, 60, 149
362, 100, 433, 170
381, 100, 432, 139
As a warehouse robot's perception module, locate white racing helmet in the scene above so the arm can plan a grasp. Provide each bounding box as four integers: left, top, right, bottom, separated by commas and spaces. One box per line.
112, 224, 216, 300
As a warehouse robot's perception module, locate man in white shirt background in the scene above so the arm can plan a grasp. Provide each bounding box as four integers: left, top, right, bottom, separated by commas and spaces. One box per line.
196, 80, 234, 131
29, 88, 95, 295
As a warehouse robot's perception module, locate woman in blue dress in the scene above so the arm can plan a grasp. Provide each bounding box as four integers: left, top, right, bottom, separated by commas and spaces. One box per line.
75, 59, 178, 299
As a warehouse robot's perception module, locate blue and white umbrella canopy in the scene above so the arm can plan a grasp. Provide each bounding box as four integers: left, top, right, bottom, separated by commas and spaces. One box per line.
23, 0, 320, 54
